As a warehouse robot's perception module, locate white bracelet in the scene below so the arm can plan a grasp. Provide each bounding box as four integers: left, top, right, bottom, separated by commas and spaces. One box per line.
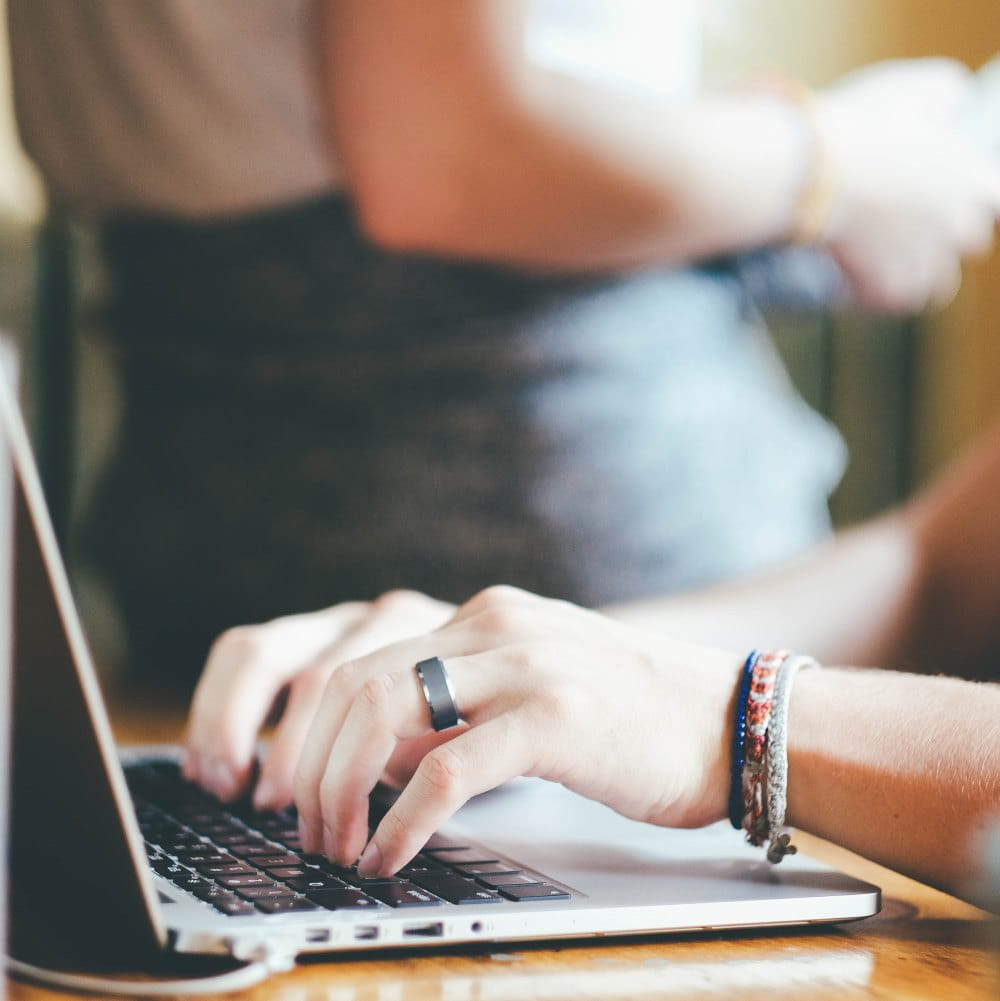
765, 654, 819, 863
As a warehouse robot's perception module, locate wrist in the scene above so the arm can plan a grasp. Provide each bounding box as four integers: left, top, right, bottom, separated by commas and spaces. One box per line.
747, 74, 840, 245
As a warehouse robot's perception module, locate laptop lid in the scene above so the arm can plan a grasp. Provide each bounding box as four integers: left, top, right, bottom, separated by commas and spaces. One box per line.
2, 369, 167, 966
0, 345, 14, 987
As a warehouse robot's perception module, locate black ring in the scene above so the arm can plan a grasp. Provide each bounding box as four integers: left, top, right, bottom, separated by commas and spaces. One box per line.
414, 656, 462, 731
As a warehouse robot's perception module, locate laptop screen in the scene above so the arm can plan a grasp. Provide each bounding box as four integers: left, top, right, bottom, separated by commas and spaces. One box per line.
0, 364, 166, 964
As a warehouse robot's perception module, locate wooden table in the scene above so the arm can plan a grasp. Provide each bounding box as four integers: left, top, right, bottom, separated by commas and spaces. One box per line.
9, 688, 999, 1001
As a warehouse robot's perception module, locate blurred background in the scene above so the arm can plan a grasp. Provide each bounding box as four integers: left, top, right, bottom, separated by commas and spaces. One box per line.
0, 0, 998, 666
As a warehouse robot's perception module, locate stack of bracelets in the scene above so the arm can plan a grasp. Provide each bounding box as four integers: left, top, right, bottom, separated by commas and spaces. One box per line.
728, 649, 819, 863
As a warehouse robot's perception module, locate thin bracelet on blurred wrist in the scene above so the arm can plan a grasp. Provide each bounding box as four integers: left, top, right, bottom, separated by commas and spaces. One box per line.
750, 72, 839, 245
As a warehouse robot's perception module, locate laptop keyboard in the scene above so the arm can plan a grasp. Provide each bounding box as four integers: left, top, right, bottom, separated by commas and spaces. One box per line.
126, 761, 570, 917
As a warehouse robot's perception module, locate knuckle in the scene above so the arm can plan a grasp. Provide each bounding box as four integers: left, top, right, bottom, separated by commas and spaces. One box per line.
461, 584, 526, 616
376, 808, 408, 848
372, 588, 425, 614
536, 680, 586, 724
325, 657, 366, 695
357, 673, 395, 714
420, 745, 467, 798
209, 624, 264, 662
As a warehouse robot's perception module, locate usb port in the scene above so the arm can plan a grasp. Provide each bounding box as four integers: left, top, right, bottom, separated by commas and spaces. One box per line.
354, 926, 379, 941
404, 922, 444, 938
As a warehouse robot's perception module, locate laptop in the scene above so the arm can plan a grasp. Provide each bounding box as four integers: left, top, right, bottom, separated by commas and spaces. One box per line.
2, 366, 879, 981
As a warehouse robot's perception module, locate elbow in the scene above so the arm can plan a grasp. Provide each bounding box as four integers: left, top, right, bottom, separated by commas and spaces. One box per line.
346, 158, 482, 258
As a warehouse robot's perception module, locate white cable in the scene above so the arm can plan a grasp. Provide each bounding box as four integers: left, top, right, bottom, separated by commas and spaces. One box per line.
6, 941, 294, 997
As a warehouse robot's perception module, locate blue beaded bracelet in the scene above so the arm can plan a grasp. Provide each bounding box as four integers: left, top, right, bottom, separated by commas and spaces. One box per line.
728, 650, 759, 830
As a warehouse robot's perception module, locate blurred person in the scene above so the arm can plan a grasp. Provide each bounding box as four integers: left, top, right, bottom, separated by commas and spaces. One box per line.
7, 1, 1000, 689
183, 404, 1000, 903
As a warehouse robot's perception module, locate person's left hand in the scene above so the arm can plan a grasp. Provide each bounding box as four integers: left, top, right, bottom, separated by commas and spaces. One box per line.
292, 585, 741, 876
183, 590, 455, 809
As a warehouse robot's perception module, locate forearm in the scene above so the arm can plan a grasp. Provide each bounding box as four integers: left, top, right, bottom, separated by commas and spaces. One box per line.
383, 81, 810, 271
323, 2, 809, 271
604, 513, 924, 669
786, 666, 1000, 899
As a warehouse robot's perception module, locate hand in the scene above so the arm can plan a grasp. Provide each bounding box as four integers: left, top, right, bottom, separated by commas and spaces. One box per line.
292, 585, 741, 876
182, 590, 455, 808
817, 59, 1000, 312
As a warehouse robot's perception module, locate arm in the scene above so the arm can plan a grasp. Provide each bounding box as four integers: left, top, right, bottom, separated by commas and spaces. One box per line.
788, 665, 1000, 898
320, 0, 808, 270
321, 3, 1000, 307
606, 418, 1000, 682
277, 586, 998, 901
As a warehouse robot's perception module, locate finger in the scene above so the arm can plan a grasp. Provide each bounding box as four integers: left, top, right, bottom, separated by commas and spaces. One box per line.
314, 649, 524, 865
317, 669, 436, 865
254, 592, 452, 810
359, 714, 535, 877
183, 603, 368, 799
294, 630, 485, 852
252, 666, 334, 810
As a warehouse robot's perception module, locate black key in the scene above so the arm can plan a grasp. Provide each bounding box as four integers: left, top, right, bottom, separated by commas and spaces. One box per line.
227, 842, 280, 858
424, 848, 498, 865
173, 873, 210, 892
306, 888, 379, 910
177, 852, 236, 866
399, 857, 446, 876
476, 872, 545, 890
194, 863, 256, 877
265, 867, 312, 881
151, 861, 189, 879
191, 883, 232, 901
411, 874, 503, 905
499, 884, 570, 901
254, 897, 319, 914
218, 874, 278, 889
287, 875, 345, 892
318, 863, 363, 882
452, 862, 520, 877
352, 874, 407, 887
251, 855, 303, 869
365, 882, 442, 908
193, 822, 244, 836
213, 833, 258, 847
213, 896, 256, 916
234, 885, 297, 901
179, 811, 226, 827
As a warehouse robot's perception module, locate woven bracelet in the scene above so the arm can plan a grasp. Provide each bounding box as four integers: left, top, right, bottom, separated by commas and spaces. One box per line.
764, 654, 819, 863
728, 651, 759, 830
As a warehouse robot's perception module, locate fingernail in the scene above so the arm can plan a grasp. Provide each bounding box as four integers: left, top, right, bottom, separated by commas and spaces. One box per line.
208, 760, 236, 801
357, 841, 382, 877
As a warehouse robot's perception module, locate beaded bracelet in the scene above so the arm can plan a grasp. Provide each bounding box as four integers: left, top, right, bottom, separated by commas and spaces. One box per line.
728, 650, 759, 830
742, 649, 789, 848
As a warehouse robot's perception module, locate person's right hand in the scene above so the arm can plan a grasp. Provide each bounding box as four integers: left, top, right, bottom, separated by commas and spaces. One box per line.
816, 58, 1000, 312
182, 590, 455, 810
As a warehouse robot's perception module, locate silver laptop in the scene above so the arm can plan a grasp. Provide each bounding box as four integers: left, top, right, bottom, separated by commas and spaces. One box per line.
2, 368, 879, 976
